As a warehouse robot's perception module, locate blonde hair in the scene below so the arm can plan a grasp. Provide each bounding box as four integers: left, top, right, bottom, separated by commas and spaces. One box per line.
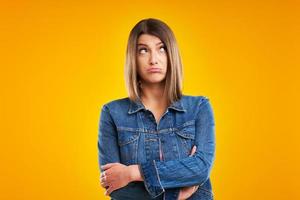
125, 18, 183, 105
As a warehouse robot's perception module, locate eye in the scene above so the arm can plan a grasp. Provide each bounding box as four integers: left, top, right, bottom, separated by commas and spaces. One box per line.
138, 48, 147, 54
159, 46, 166, 53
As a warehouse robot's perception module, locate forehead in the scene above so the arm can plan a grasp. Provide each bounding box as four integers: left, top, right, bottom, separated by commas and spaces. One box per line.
137, 34, 162, 45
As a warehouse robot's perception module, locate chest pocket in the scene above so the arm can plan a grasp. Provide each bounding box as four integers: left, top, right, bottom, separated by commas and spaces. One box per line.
174, 120, 196, 156
117, 127, 140, 165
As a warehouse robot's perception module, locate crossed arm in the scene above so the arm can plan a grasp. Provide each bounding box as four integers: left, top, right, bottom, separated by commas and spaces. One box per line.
97, 99, 215, 199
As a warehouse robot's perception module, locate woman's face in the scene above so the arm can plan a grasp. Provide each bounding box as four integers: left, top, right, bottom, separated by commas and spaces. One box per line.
136, 34, 168, 85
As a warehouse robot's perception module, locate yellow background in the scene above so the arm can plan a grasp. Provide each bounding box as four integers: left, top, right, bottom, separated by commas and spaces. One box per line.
1, 0, 299, 199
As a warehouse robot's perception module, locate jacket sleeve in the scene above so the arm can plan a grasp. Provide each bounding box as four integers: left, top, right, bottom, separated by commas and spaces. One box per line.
139, 98, 216, 198
98, 104, 121, 169
98, 104, 166, 199
98, 104, 126, 199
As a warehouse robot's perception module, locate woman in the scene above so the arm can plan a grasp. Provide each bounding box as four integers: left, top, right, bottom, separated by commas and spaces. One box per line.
98, 18, 216, 200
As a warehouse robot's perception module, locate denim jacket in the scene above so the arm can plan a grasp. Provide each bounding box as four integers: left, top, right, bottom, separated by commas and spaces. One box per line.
98, 95, 216, 200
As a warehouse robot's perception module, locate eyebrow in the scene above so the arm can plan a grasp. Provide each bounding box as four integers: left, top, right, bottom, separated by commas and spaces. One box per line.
137, 42, 164, 46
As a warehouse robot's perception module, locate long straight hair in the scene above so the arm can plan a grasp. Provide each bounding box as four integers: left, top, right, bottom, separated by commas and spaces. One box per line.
125, 18, 184, 105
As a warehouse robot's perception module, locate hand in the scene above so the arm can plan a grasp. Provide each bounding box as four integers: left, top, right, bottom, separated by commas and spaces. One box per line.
100, 163, 132, 196
178, 146, 200, 200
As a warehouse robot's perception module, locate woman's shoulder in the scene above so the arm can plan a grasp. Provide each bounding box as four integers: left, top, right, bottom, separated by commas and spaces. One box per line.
181, 94, 211, 107
101, 97, 131, 112
182, 94, 214, 120
102, 96, 130, 107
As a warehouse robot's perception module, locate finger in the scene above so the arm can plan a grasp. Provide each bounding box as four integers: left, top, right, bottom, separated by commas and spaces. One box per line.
100, 182, 106, 188
105, 184, 115, 196
101, 169, 112, 177
100, 175, 105, 184
192, 186, 196, 193
191, 146, 196, 154
100, 175, 113, 185
104, 188, 109, 196
189, 145, 197, 157
100, 182, 109, 189
194, 185, 200, 192
100, 170, 106, 178
101, 163, 117, 170
100, 180, 107, 188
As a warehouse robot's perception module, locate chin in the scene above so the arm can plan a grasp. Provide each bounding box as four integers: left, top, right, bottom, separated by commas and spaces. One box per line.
141, 74, 166, 84
147, 78, 166, 84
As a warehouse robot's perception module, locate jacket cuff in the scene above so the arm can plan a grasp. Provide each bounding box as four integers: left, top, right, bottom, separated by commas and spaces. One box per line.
164, 188, 181, 200
139, 160, 165, 198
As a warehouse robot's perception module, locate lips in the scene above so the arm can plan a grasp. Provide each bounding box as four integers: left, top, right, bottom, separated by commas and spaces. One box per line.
147, 67, 162, 73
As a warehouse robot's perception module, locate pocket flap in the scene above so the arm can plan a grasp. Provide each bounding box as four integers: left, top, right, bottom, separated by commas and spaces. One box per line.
117, 127, 140, 146
175, 120, 196, 139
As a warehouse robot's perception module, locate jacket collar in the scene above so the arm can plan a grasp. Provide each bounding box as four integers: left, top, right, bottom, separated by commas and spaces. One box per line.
128, 96, 186, 114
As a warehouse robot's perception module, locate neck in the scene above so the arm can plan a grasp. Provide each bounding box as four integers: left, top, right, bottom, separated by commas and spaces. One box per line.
140, 81, 168, 105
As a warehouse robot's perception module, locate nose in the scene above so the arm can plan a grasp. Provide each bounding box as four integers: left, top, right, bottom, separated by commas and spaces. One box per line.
149, 51, 158, 65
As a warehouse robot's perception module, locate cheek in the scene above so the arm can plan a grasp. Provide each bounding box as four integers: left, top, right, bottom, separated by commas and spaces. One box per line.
136, 59, 146, 75
136, 65, 143, 77
137, 56, 147, 67
161, 52, 167, 61
162, 55, 168, 68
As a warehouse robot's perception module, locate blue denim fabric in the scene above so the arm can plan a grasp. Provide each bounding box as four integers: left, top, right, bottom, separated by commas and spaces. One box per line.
98, 95, 216, 200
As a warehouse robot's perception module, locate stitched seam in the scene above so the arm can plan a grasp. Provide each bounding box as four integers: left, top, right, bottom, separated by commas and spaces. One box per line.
153, 160, 165, 194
